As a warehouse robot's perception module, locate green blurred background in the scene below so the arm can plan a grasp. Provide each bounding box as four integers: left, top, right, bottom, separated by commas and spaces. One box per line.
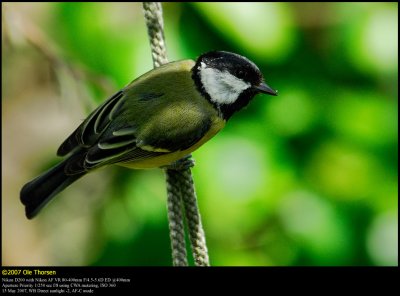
2, 2, 398, 266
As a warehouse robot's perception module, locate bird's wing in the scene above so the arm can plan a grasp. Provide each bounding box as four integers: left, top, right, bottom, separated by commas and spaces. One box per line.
58, 60, 197, 157
58, 59, 215, 174
57, 90, 125, 156
76, 94, 212, 172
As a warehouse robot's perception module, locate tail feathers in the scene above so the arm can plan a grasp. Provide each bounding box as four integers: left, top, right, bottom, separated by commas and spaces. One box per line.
20, 158, 86, 219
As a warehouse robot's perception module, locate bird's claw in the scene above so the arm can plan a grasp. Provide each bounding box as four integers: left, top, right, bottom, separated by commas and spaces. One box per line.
161, 155, 195, 171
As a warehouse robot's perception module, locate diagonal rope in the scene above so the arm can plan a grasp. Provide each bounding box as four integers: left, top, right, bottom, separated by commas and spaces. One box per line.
142, 2, 209, 266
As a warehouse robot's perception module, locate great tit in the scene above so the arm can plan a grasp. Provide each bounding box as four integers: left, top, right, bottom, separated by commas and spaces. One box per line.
20, 51, 277, 219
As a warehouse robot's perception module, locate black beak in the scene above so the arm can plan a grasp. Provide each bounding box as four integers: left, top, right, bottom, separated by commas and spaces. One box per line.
254, 82, 278, 96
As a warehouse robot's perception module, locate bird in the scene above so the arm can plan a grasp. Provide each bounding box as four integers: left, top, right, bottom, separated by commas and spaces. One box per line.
20, 50, 277, 219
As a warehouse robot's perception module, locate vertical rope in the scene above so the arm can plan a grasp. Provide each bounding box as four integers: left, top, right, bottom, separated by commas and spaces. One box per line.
142, 2, 210, 267
180, 170, 210, 266
165, 171, 188, 266
142, 2, 187, 266
142, 2, 168, 68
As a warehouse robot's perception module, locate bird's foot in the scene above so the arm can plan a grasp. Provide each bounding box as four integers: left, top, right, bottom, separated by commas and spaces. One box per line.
161, 155, 195, 171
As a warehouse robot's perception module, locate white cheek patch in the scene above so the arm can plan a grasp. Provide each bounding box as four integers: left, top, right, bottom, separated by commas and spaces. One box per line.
200, 66, 251, 105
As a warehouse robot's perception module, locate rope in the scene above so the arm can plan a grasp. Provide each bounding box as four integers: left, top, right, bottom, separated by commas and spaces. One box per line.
165, 170, 188, 266
142, 2, 210, 267
142, 2, 168, 68
180, 169, 210, 266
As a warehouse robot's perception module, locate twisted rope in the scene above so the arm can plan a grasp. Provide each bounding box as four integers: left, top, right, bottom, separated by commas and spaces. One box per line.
179, 169, 209, 266
142, 2, 168, 68
142, 2, 187, 267
165, 171, 188, 266
142, 2, 210, 267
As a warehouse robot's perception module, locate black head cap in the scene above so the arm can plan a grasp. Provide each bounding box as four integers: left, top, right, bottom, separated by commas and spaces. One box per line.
197, 51, 264, 85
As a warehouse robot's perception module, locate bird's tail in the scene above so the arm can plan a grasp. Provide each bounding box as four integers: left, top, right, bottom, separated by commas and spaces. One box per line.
20, 158, 86, 219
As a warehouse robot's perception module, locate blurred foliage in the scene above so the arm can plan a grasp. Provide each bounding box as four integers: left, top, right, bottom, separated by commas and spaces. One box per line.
2, 2, 398, 266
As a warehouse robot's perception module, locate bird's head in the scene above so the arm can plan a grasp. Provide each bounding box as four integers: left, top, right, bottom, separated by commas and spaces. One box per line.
192, 51, 277, 120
